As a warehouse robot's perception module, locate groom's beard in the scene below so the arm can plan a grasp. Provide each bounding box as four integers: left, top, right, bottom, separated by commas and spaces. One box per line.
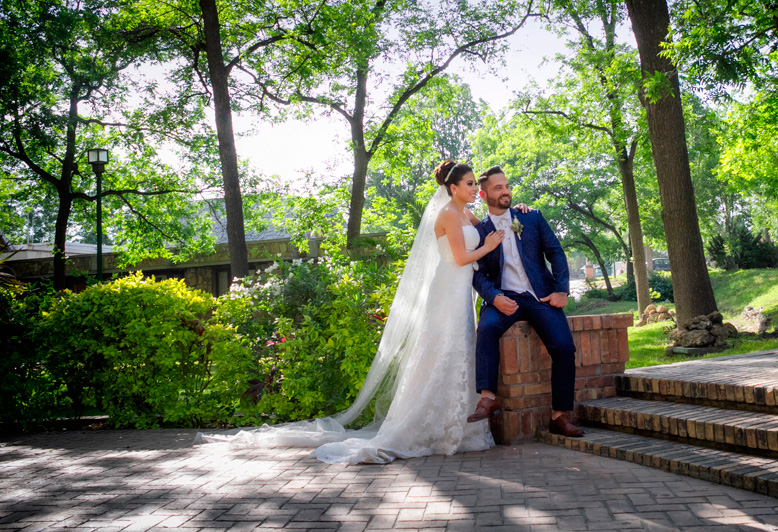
486, 193, 512, 210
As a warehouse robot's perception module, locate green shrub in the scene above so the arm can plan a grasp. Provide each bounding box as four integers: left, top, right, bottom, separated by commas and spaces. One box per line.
0, 281, 62, 430
707, 222, 778, 270
584, 271, 674, 304
37, 272, 253, 428
220, 256, 397, 425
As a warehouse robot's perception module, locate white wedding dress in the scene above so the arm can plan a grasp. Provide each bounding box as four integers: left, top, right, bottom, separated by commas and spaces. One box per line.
195, 187, 494, 464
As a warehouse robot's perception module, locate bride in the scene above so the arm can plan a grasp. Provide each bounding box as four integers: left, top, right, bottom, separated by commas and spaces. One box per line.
197, 161, 512, 464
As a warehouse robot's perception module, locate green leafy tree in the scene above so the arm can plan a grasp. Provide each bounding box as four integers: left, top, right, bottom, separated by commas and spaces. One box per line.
0, 0, 213, 288
472, 109, 629, 298
625, 0, 718, 324
669, 0, 778, 95
257, 0, 538, 247
521, 0, 652, 312
365, 75, 486, 231
132, 0, 326, 278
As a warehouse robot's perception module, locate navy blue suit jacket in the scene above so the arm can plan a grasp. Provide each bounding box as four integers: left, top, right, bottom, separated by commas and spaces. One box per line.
472, 208, 570, 306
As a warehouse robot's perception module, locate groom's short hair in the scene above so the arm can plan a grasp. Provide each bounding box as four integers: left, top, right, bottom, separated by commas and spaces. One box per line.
478, 165, 504, 189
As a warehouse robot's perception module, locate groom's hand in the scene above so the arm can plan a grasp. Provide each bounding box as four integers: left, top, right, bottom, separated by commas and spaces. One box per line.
540, 292, 568, 309
493, 295, 519, 315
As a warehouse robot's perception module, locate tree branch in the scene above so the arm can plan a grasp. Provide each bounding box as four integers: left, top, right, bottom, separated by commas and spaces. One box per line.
522, 108, 613, 136
367, 4, 537, 156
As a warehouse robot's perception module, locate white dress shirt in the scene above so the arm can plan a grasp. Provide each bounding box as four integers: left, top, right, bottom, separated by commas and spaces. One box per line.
489, 210, 537, 299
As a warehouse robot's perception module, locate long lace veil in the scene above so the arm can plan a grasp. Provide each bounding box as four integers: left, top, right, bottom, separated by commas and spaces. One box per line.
195, 186, 450, 447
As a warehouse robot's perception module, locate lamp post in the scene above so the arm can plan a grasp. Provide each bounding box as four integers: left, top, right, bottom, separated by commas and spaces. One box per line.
87, 148, 109, 281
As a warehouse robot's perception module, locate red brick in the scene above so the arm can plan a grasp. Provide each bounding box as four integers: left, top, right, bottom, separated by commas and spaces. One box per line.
518, 334, 531, 373
608, 330, 619, 363
520, 410, 535, 438
499, 337, 519, 375
572, 316, 584, 331
598, 331, 611, 363
503, 395, 550, 410
585, 375, 615, 389
590, 315, 602, 330
576, 365, 598, 378
525, 383, 552, 396
582, 315, 593, 330
497, 383, 523, 398
540, 347, 552, 370
520, 372, 540, 384
617, 328, 629, 362
492, 410, 520, 444
613, 313, 634, 328
501, 373, 522, 385
601, 362, 626, 375
581, 332, 592, 367
574, 389, 600, 402
601, 314, 614, 329
590, 332, 602, 365
540, 369, 552, 382
529, 335, 543, 372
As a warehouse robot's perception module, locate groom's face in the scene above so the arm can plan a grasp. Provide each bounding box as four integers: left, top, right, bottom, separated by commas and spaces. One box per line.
480, 173, 512, 211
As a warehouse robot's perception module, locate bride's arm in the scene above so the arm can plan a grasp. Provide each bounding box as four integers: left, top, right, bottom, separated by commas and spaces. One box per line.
438, 209, 504, 267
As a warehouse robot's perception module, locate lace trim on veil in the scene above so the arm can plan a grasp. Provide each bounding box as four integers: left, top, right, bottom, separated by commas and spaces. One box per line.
194, 186, 451, 448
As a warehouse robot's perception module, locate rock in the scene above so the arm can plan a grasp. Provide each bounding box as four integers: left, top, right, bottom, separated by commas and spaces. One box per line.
645, 304, 657, 313
678, 329, 716, 347
657, 312, 672, 322
656, 305, 669, 314
724, 322, 739, 336
707, 311, 724, 324
688, 317, 712, 331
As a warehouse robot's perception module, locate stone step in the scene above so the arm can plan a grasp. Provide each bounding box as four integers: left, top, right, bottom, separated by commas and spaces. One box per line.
616, 351, 778, 414
540, 427, 778, 497
576, 397, 778, 457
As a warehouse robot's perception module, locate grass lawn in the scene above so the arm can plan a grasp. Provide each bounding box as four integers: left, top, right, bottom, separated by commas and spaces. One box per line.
566, 268, 778, 369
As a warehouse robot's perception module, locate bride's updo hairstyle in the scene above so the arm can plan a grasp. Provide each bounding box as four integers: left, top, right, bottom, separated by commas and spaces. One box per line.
434, 160, 473, 196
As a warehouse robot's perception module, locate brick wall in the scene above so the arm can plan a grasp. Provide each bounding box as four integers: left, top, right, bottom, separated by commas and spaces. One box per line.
490, 313, 633, 444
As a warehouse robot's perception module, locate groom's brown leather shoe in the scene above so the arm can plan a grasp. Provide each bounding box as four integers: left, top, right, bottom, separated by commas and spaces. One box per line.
467, 397, 501, 423
549, 413, 584, 437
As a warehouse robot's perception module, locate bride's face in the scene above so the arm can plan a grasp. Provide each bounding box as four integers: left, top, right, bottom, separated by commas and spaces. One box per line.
452, 172, 478, 203
481, 173, 512, 209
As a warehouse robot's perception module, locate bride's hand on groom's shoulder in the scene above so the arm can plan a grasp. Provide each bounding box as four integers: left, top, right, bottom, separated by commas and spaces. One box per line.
514, 203, 532, 214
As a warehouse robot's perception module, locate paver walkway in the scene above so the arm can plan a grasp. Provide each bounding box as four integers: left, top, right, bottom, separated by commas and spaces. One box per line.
2, 429, 778, 531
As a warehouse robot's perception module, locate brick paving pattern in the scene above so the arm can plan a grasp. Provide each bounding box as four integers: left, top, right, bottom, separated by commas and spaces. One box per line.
2, 429, 778, 531
542, 350, 778, 501
617, 351, 778, 410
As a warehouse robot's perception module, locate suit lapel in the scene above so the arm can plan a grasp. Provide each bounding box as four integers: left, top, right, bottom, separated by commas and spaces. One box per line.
509, 209, 524, 257
482, 215, 504, 271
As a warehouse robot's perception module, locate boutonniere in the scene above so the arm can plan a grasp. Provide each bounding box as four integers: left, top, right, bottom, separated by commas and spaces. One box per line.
511, 218, 523, 239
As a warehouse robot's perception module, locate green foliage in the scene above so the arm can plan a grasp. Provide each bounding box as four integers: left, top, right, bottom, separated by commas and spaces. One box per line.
669, 0, 778, 94
220, 255, 398, 425
579, 272, 674, 303
707, 219, 778, 270
36, 273, 253, 428
0, 280, 62, 430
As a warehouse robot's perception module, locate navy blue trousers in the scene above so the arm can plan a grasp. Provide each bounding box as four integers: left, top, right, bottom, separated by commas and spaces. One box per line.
475, 291, 576, 411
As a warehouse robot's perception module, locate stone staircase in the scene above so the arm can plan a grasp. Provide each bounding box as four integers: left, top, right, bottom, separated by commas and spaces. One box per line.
540, 350, 778, 496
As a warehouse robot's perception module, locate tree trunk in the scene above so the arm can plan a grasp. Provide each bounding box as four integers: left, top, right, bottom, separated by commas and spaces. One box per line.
52, 193, 71, 290
625, 0, 717, 324
346, 66, 370, 248
579, 233, 615, 298
200, 0, 249, 278
617, 148, 651, 313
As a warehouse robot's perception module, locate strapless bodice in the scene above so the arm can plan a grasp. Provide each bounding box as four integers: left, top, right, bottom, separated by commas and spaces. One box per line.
437, 225, 480, 263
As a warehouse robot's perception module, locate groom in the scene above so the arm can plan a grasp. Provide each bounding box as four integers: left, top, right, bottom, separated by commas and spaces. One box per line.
469, 166, 583, 437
